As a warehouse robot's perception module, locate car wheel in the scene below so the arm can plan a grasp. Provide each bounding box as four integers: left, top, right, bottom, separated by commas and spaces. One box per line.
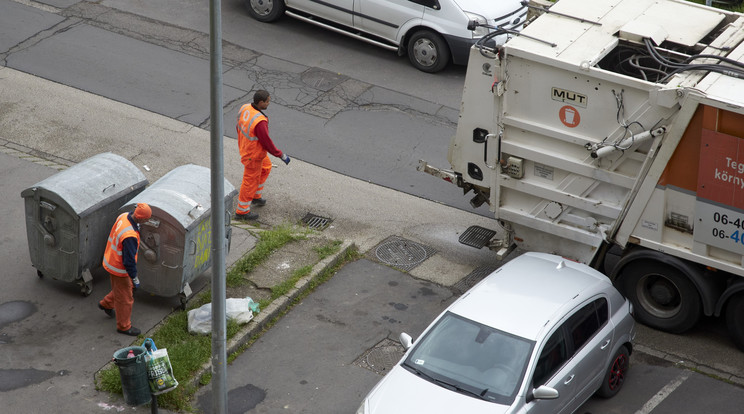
726, 293, 744, 352
243, 0, 285, 23
597, 345, 629, 398
407, 30, 450, 73
617, 260, 701, 333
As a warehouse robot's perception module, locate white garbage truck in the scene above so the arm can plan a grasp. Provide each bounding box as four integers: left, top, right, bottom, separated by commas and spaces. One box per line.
419, 0, 744, 350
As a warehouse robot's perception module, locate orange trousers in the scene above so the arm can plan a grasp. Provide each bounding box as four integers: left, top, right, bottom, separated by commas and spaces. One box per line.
100, 274, 134, 331
237, 155, 272, 215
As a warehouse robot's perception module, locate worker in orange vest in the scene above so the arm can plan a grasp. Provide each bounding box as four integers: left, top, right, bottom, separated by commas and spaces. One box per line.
235, 89, 290, 221
98, 203, 152, 336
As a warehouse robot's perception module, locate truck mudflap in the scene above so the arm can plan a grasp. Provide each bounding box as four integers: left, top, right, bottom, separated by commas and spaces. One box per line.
418, 160, 516, 258
459, 225, 516, 260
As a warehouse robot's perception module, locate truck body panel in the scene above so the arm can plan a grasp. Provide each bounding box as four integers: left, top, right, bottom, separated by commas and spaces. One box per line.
425, 0, 744, 347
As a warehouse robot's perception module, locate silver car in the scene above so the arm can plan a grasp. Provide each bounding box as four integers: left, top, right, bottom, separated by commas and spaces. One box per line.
357, 252, 636, 414
243, 0, 526, 73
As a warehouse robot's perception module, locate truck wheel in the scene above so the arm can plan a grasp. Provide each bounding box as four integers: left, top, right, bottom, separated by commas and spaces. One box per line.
407, 30, 450, 73
618, 260, 701, 333
726, 293, 744, 352
597, 345, 629, 398
243, 0, 285, 22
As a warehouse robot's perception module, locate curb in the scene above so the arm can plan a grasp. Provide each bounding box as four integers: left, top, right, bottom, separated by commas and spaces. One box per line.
634, 344, 744, 388
190, 239, 357, 389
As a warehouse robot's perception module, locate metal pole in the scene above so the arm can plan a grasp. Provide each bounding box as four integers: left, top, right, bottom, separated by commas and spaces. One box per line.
209, 0, 228, 412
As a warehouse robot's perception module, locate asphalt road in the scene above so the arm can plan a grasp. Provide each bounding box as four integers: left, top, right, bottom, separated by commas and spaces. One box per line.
1, 0, 492, 217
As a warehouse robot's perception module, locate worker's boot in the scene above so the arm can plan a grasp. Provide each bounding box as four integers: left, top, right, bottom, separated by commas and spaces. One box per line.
117, 327, 141, 336
234, 212, 259, 221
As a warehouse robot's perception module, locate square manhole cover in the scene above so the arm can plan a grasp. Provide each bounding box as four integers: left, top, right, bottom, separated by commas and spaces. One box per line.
372, 236, 436, 272
451, 265, 499, 295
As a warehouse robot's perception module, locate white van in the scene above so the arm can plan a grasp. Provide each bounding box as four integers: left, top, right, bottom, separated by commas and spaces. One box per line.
243, 0, 527, 72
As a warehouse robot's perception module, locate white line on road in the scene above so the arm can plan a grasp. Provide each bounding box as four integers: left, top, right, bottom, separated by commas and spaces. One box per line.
10, 0, 60, 13
634, 371, 692, 414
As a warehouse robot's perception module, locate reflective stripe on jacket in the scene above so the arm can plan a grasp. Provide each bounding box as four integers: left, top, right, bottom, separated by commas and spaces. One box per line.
102, 213, 140, 277
237, 103, 268, 165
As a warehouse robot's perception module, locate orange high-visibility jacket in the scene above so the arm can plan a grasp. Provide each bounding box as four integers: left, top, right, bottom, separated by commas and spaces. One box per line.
237, 103, 268, 165
102, 213, 140, 277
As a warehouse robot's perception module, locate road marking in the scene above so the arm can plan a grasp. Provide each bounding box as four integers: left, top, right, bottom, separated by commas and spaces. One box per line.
10, 0, 60, 13
634, 371, 691, 414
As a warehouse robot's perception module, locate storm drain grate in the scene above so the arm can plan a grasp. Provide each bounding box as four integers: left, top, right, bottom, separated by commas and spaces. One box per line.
374, 236, 435, 272
459, 225, 497, 249
354, 338, 405, 375
452, 265, 500, 295
301, 213, 332, 230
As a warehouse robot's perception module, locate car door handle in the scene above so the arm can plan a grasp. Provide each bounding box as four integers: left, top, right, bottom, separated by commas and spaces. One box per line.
601, 339, 611, 350
564, 375, 575, 385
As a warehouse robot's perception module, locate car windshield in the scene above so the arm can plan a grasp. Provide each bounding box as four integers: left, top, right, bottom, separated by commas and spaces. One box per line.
401, 312, 534, 405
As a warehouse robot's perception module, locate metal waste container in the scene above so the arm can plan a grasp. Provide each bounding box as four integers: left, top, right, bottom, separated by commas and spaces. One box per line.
120, 164, 237, 308
21, 153, 148, 295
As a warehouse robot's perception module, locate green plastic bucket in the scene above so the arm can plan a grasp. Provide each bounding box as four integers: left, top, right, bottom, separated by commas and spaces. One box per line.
113, 346, 150, 406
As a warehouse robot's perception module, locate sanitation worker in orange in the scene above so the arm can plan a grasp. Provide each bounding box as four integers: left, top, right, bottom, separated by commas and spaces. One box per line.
234, 89, 290, 221
98, 203, 152, 336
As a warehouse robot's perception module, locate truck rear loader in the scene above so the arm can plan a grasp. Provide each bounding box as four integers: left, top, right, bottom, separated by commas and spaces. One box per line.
420, 0, 744, 350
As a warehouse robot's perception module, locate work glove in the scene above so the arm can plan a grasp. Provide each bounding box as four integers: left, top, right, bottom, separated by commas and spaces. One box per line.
281, 153, 291, 165
132, 276, 140, 291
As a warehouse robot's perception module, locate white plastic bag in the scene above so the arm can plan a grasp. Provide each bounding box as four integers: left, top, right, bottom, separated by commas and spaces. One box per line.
187, 297, 258, 334
187, 304, 212, 335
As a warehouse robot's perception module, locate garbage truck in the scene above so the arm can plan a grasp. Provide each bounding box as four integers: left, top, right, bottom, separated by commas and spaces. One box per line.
418, 0, 744, 350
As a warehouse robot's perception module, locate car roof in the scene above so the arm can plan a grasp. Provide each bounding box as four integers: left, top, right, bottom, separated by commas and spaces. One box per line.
449, 252, 612, 341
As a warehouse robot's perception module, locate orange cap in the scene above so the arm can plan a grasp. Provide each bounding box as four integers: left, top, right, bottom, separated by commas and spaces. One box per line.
133, 203, 152, 220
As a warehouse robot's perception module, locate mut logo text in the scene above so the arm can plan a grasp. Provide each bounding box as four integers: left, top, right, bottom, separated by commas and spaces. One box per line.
551, 87, 588, 108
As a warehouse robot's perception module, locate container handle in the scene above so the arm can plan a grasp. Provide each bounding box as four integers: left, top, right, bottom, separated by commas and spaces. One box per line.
101, 183, 116, 193
161, 262, 179, 269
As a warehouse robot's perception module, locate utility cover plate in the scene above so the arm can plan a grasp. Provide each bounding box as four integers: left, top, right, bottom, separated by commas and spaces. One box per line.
373, 236, 435, 272
452, 265, 499, 295
354, 338, 405, 375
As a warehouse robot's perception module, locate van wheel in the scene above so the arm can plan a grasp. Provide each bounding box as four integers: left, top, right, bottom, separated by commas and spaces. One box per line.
726, 293, 744, 352
407, 30, 450, 73
244, 0, 285, 22
597, 345, 629, 398
617, 260, 701, 333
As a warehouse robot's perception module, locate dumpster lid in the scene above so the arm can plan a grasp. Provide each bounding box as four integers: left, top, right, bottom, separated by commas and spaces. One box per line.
20, 153, 148, 217
121, 164, 237, 231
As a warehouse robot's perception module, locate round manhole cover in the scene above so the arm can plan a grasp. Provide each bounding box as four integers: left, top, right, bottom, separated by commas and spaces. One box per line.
375, 239, 428, 269
365, 345, 404, 374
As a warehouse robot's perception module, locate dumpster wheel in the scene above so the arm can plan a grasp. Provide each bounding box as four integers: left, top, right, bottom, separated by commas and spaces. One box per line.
77, 280, 93, 297
179, 294, 188, 310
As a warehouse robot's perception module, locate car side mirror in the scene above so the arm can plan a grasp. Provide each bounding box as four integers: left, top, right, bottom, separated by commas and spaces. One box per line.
399, 332, 413, 350
526, 385, 559, 403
